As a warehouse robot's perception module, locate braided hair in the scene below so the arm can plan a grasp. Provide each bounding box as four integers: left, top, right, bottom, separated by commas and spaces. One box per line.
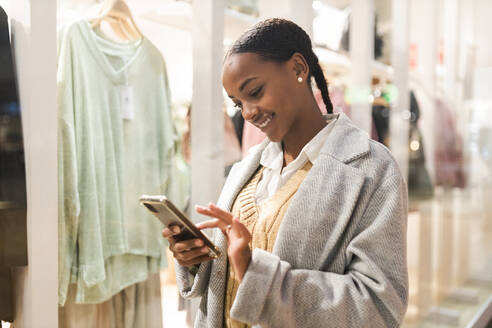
227, 18, 333, 114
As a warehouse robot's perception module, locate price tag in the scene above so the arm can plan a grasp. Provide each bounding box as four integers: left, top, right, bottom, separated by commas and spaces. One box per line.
120, 85, 135, 120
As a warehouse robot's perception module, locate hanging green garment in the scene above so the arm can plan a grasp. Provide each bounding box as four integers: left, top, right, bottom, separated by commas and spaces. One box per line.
58, 20, 176, 305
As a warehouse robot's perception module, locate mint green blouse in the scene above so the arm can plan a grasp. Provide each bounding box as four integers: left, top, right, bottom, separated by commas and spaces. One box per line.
58, 20, 177, 305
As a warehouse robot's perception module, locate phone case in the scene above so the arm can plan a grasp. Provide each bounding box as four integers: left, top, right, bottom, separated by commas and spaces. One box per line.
139, 195, 221, 259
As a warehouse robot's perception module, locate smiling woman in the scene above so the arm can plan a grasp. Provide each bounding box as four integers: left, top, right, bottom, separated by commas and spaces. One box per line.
163, 18, 408, 328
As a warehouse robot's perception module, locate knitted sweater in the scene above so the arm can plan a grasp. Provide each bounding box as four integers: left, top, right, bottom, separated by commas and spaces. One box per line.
57, 20, 176, 305
225, 162, 312, 328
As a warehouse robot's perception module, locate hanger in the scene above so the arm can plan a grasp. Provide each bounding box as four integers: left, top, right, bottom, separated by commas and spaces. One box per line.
90, 0, 143, 41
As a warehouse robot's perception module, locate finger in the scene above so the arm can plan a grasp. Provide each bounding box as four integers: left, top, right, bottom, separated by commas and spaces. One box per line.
162, 225, 181, 238
167, 236, 176, 248
232, 217, 251, 239
196, 219, 228, 231
162, 227, 174, 238
195, 204, 233, 225
173, 238, 204, 252
174, 246, 210, 262
208, 203, 234, 225
195, 205, 215, 217
177, 254, 215, 267
169, 225, 181, 234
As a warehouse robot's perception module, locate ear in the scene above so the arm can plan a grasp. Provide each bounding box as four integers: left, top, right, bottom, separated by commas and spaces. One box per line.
289, 52, 309, 81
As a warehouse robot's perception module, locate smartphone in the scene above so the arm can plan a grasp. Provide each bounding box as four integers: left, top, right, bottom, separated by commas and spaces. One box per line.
139, 195, 221, 259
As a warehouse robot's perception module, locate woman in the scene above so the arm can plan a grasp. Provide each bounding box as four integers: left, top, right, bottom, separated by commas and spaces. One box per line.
163, 18, 408, 328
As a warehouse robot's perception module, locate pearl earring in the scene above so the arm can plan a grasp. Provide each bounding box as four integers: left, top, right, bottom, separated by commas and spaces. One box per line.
297, 76, 303, 83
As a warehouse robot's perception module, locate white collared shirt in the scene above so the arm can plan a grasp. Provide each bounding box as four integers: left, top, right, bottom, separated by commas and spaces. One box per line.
255, 117, 337, 204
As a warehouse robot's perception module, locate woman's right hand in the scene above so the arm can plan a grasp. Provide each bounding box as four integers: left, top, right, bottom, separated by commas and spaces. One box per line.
162, 225, 214, 266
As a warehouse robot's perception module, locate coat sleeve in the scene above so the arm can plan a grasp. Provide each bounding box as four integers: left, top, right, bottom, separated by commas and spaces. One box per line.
175, 259, 212, 298
176, 161, 243, 298
230, 173, 409, 328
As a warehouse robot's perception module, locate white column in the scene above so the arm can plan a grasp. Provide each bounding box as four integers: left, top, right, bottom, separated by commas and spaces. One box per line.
439, 0, 460, 299
417, 0, 437, 182
349, 0, 374, 134
287, 0, 313, 38
191, 0, 225, 222
443, 0, 459, 106
417, 201, 434, 318
389, 0, 410, 179
5, 0, 58, 327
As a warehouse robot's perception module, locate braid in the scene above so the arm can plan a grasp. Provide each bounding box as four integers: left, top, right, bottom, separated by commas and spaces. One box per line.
312, 60, 333, 114
228, 18, 333, 114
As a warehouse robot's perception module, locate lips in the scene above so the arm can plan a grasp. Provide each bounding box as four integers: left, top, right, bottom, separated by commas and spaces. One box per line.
254, 113, 274, 130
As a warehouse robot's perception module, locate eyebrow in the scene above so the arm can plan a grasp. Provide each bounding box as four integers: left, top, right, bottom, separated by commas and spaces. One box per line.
239, 77, 257, 92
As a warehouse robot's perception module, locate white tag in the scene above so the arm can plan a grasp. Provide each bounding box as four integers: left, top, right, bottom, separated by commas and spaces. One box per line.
120, 86, 135, 120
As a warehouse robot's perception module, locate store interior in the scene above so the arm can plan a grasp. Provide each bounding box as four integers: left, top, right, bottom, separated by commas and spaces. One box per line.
0, 0, 491, 327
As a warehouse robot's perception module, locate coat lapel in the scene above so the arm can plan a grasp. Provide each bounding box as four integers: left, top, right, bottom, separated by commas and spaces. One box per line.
216, 113, 371, 268
215, 139, 268, 254
272, 113, 370, 269
217, 139, 268, 212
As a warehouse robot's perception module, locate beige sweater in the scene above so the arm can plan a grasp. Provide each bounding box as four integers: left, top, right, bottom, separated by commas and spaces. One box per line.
224, 162, 313, 328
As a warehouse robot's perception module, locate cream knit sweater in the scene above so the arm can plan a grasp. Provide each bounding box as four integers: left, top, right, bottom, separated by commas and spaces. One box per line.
225, 162, 313, 328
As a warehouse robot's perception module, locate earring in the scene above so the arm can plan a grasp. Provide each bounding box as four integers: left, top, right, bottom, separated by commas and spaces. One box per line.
297, 76, 303, 83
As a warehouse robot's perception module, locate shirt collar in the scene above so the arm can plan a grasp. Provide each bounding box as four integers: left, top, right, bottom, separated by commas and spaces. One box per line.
259, 117, 337, 170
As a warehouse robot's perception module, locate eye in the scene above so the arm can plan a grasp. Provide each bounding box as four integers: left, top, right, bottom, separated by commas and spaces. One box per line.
249, 86, 263, 98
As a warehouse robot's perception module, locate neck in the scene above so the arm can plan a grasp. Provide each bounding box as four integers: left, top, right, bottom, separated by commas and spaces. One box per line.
282, 98, 327, 167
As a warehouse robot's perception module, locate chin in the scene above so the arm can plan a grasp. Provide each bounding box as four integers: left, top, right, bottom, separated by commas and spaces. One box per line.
265, 132, 283, 143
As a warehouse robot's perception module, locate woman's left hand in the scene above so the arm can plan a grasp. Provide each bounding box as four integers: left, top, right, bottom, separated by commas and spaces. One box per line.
195, 203, 252, 282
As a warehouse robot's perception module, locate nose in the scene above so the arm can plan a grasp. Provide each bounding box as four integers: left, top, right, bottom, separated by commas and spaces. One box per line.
241, 102, 260, 122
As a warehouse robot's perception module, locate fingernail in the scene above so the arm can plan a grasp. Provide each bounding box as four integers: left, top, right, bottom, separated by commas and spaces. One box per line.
172, 226, 180, 233
195, 239, 203, 247
201, 247, 209, 254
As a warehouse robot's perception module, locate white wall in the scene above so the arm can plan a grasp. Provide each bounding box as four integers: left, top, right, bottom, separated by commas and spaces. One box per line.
0, 0, 58, 327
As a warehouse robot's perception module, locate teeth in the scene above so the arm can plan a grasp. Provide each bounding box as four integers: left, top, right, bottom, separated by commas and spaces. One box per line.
257, 115, 272, 128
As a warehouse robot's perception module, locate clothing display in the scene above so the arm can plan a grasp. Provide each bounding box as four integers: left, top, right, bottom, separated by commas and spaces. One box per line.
0, 5, 27, 324
57, 20, 176, 306
371, 97, 390, 146
59, 273, 163, 328
4, 1, 492, 326
434, 98, 466, 188
407, 91, 434, 199
176, 113, 408, 328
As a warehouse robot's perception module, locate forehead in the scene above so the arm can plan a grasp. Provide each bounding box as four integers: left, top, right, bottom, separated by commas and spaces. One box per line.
222, 53, 281, 90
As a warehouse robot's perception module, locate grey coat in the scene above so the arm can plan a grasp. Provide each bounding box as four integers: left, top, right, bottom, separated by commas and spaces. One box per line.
176, 113, 408, 328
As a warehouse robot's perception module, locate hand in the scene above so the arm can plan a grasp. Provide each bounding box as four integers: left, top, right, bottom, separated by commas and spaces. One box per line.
196, 203, 252, 282
162, 225, 214, 267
